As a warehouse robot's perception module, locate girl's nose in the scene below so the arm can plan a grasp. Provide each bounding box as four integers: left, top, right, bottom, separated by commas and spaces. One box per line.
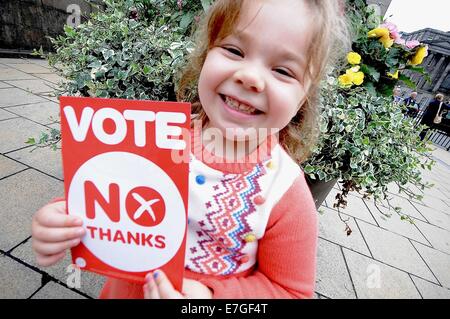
233, 67, 265, 93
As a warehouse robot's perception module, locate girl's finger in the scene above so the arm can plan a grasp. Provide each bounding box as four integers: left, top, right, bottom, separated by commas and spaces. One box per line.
144, 273, 160, 299
35, 204, 83, 228
32, 237, 81, 256
154, 270, 183, 299
32, 224, 85, 243
35, 251, 66, 267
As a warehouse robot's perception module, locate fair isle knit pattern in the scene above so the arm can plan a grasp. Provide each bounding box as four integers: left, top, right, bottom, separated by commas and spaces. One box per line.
186, 144, 302, 276
191, 163, 266, 275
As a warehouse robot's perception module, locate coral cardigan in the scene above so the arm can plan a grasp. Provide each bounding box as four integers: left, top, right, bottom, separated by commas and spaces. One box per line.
54, 135, 317, 298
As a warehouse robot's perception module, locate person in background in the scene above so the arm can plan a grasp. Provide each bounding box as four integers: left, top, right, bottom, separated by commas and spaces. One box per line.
393, 87, 403, 105
403, 91, 419, 118
419, 93, 448, 140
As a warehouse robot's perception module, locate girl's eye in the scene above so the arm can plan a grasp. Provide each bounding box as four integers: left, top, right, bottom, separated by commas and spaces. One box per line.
223, 47, 244, 57
275, 68, 294, 78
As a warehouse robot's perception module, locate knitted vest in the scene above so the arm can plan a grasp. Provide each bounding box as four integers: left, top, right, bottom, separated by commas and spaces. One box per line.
186, 143, 302, 276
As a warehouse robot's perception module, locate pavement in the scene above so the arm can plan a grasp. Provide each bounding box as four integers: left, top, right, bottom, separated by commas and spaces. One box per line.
1, 57, 450, 299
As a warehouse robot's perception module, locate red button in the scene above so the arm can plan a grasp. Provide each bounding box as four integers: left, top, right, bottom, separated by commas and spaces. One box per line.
240, 255, 250, 263
254, 195, 265, 205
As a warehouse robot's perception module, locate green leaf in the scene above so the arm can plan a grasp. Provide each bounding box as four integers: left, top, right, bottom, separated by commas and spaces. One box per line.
303, 165, 314, 174
64, 25, 76, 37
362, 137, 370, 145
404, 65, 425, 73
26, 137, 36, 145
180, 13, 194, 30
117, 69, 129, 80
201, 0, 212, 11
363, 81, 376, 95
361, 64, 380, 82
143, 65, 151, 75
102, 49, 115, 61
398, 74, 416, 89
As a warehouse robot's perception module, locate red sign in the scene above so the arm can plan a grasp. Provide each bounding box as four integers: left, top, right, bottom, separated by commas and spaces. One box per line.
60, 96, 190, 291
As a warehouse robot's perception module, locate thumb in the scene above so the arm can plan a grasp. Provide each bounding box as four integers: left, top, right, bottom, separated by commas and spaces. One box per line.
153, 270, 184, 299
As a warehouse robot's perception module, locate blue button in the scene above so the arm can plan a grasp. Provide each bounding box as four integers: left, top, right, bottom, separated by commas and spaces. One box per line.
196, 175, 206, 185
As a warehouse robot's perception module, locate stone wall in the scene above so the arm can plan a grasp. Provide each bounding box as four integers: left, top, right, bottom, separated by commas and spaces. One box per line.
0, 0, 104, 53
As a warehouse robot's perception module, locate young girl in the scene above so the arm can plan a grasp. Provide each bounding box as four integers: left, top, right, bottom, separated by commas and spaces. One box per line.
32, 0, 348, 299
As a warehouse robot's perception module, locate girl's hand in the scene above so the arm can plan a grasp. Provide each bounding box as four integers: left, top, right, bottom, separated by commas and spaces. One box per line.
143, 270, 212, 299
31, 201, 85, 267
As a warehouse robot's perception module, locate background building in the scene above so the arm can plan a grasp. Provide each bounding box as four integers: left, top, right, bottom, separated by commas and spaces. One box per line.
401, 28, 450, 106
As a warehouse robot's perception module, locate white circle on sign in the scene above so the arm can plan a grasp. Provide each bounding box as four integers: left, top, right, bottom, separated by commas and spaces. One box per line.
75, 257, 87, 268
67, 152, 186, 272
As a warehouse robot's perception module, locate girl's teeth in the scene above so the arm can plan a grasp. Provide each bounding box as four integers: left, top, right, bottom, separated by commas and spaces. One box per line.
224, 96, 257, 114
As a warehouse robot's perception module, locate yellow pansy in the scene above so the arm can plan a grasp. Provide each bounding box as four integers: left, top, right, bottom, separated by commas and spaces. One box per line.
387, 70, 399, 79
339, 68, 365, 87
347, 52, 362, 65
409, 46, 428, 66
379, 36, 394, 48
352, 71, 365, 85
368, 27, 394, 48
338, 73, 353, 87
368, 27, 390, 39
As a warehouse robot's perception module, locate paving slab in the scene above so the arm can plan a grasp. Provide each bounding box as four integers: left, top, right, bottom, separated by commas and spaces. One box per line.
0, 155, 27, 179
315, 238, 356, 299
410, 202, 450, 231
43, 95, 60, 103
0, 169, 63, 251
412, 241, 450, 288
33, 73, 64, 85
6, 101, 60, 125
8, 144, 63, 180
318, 207, 371, 257
427, 175, 450, 198
5, 79, 57, 94
422, 185, 448, 202
444, 200, 450, 209
29, 59, 51, 69
0, 117, 48, 153
412, 218, 450, 255
325, 188, 378, 225
417, 193, 450, 214
0, 66, 36, 81
0, 58, 33, 65
364, 201, 430, 245
31, 281, 87, 299
0, 87, 47, 108
384, 194, 428, 221
0, 108, 19, 121
11, 240, 106, 298
46, 122, 62, 131
432, 147, 450, 166
356, 220, 437, 283
343, 248, 421, 299
0, 255, 42, 298
419, 169, 440, 186
411, 276, 450, 299
392, 182, 428, 206
6, 63, 53, 74
0, 82, 12, 88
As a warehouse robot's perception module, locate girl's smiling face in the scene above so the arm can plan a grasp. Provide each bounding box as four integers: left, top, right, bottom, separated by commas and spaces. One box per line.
198, 0, 314, 142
